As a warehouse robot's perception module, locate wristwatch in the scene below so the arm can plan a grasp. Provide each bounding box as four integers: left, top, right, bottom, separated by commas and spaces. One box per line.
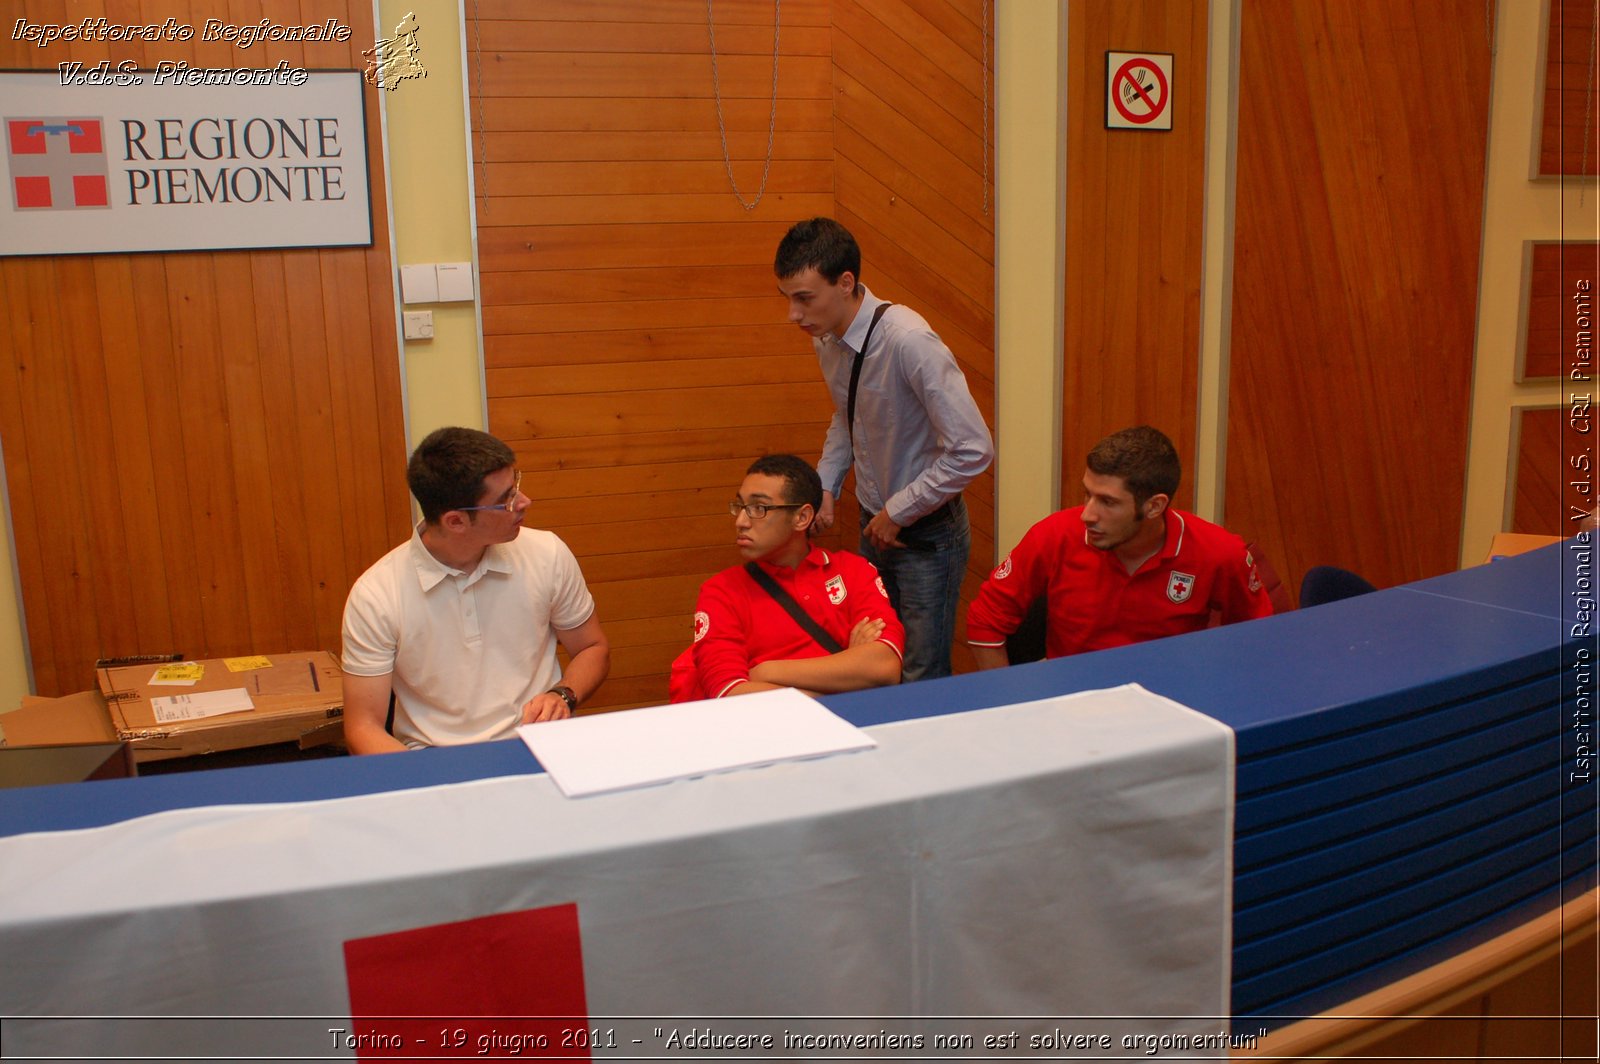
549, 685, 578, 713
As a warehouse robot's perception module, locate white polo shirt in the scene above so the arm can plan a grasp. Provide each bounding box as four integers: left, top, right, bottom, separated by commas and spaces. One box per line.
342, 524, 596, 748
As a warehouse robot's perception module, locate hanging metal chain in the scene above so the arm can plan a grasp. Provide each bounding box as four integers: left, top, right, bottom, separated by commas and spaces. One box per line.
707, 0, 781, 211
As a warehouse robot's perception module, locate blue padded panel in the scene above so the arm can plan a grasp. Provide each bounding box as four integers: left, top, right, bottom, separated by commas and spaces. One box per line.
0, 734, 545, 835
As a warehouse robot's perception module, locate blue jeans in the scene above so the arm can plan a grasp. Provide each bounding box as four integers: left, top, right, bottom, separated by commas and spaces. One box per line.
859, 497, 970, 683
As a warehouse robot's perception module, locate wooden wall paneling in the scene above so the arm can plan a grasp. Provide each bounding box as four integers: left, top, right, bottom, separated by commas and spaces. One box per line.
473, 54, 832, 103
484, 323, 803, 367
1538, 0, 1600, 176
1062, 0, 1208, 512
1523, 241, 1599, 380
1225, 0, 1491, 597
490, 354, 819, 395
483, 295, 781, 334
61, 260, 139, 654
476, 220, 794, 273
1510, 406, 1569, 535
247, 254, 318, 653
474, 190, 834, 227
163, 256, 252, 656
127, 253, 209, 654
280, 252, 351, 650
831, 0, 995, 673
91, 256, 178, 655
484, 263, 767, 305
0, 1, 410, 693
506, 422, 826, 472
212, 252, 283, 653
33, 258, 112, 680
323, 248, 385, 585
832, 214, 994, 365
471, 0, 995, 706
470, 0, 836, 710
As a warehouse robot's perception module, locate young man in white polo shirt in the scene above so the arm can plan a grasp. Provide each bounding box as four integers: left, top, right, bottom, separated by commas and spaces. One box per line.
341, 427, 610, 753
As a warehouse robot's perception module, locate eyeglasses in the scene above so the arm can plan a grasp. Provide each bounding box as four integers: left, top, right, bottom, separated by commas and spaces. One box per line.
458, 470, 523, 514
729, 501, 804, 520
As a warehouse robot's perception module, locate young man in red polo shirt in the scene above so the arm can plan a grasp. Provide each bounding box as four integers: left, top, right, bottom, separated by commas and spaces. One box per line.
681, 454, 904, 699
967, 426, 1272, 666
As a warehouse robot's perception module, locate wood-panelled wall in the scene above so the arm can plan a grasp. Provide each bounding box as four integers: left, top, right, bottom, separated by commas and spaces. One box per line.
1061, 0, 1208, 510
1511, 406, 1583, 535
1225, 1, 1493, 597
468, 0, 994, 710
0, 3, 410, 697
1539, 0, 1600, 177
1523, 241, 1598, 380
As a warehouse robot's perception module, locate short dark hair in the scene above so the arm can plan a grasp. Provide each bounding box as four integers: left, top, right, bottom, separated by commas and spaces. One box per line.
1086, 426, 1181, 509
407, 427, 516, 524
746, 453, 823, 515
774, 217, 861, 284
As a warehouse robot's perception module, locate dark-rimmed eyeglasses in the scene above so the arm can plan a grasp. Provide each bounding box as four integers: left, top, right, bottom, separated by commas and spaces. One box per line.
729, 501, 803, 520
458, 470, 523, 514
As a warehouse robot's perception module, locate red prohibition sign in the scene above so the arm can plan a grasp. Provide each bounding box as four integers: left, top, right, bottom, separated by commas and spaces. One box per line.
1112, 58, 1169, 124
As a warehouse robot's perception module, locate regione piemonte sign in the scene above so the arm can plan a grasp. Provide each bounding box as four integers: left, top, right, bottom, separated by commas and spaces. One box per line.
1, 70, 371, 256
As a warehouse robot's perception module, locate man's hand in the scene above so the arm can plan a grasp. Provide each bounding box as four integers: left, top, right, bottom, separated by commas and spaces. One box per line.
864, 510, 907, 551
816, 490, 837, 531
519, 691, 572, 725
848, 616, 887, 647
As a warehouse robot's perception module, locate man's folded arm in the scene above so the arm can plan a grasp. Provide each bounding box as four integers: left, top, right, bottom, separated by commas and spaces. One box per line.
747, 640, 901, 693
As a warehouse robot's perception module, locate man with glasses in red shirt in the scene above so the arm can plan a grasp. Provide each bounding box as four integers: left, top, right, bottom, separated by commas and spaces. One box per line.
341, 427, 610, 753
676, 454, 904, 701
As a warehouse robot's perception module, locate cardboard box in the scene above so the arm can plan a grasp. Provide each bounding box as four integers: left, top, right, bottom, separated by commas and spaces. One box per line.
95, 651, 344, 761
1, 690, 120, 746
0, 691, 134, 787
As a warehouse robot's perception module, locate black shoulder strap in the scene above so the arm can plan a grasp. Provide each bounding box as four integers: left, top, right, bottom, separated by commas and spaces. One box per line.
846, 302, 892, 449
744, 563, 844, 654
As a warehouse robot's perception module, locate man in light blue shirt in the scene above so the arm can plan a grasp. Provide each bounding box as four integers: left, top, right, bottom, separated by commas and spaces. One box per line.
775, 217, 995, 681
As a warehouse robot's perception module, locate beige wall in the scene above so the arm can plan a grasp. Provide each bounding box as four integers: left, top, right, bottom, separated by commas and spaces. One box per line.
379, 0, 486, 446
993, 0, 1065, 554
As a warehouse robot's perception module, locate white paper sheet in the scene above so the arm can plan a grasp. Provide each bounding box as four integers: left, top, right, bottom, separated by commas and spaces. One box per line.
148, 689, 254, 724
518, 687, 877, 797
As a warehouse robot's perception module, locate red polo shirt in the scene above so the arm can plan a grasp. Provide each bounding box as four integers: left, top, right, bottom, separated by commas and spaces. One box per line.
692, 547, 905, 698
966, 507, 1272, 659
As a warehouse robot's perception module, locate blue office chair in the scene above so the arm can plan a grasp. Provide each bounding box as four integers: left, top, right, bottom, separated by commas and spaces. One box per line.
1003, 595, 1049, 665
1299, 565, 1377, 608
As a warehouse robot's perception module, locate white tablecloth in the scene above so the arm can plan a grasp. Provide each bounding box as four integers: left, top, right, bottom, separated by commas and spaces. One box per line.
0, 684, 1233, 1059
